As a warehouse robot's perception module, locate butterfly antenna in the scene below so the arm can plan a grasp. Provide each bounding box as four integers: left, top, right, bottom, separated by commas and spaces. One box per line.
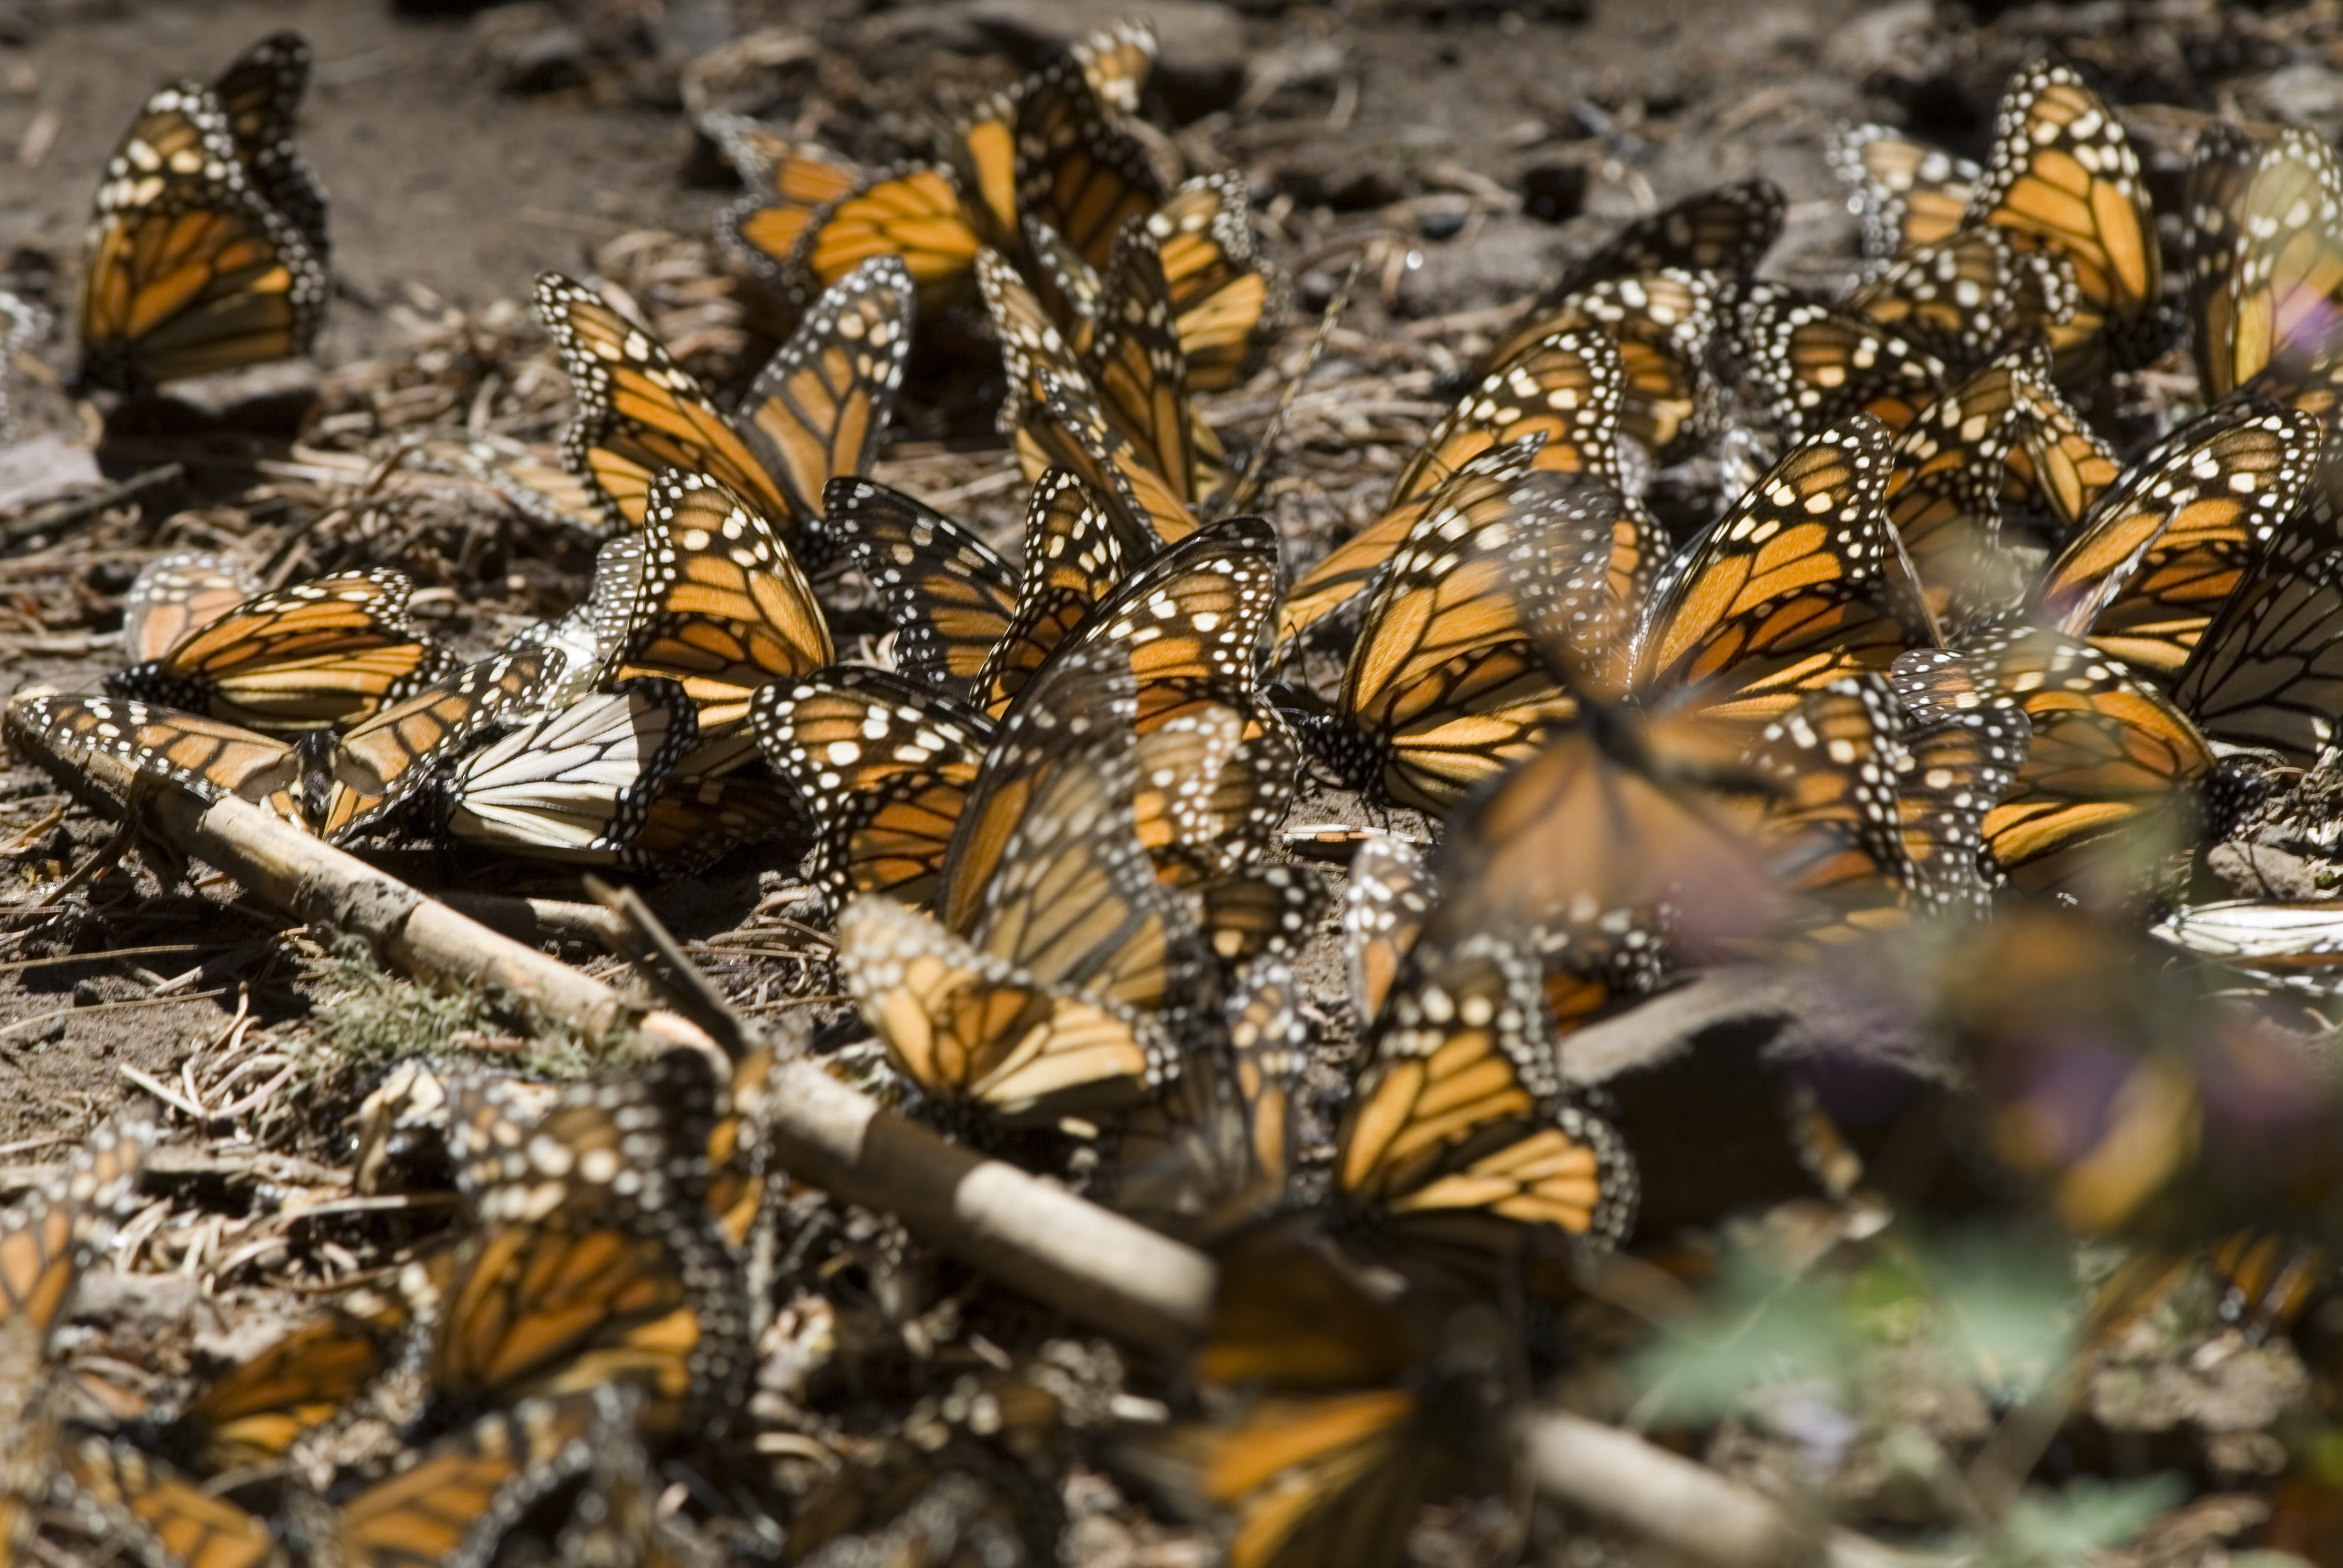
1225, 254, 1363, 515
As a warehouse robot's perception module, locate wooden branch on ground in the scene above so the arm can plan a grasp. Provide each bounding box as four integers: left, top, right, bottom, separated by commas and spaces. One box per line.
2, 697, 1938, 1557
1518, 1412, 1953, 1568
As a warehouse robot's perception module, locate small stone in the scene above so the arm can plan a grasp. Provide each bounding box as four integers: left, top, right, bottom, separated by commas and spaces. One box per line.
72, 979, 98, 1006
1519, 163, 1588, 224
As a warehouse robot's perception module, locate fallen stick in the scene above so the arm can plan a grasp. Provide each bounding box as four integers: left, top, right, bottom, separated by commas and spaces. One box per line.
1518, 1412, 1950, 1568
4, 701, 1936, 1557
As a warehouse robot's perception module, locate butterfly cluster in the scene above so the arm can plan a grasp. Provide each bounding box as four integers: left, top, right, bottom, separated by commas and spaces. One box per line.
24, 15, 2343, 1566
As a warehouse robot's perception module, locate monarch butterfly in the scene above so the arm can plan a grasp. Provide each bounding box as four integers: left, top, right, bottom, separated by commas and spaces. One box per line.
541, 256, 913, 555
1020, 359, 1202, 555
1023, 174, 1284, 394
1339, 900, 1642, 1273
981, 251, 1202, 554
74, 71, 327, 394
2004, 363, 2120, 532
827, 477, 1020, 700
1544, 178, 1784, 301
433, 1050, 748, 1432
733, 21, 1160, 313
1127, 1222, 1507, 1568
1883, 354, 2036, 625
109, 569, 460, 734
753, 665, 996, 907
1009, 53, 1164, 271
1633, 416, 1942, 731
1302, 468, 1624, 814
1734, 286, 1949, 443
1480, 267, 1727, 459
2194, 127, 2343, 419
1746, 673, 2015, 941
1887, 653, 2032, 910
1843, 227, 2077, 372
706, 116, 863, 292
1141, 171, 1286, 392
1896, 626, 2212, 897
439, 678, 698, 865
937, 515, 1284, 933
631, 743, 809, 871
10, 693, 305, 826
1128, 685, 1304, 892
1085, 224, 1224, 503
2152, 899, 2343, 995
324, 1388, 634, 1568
179, 1286, 411, 1471
121, 552, 262, 665
2184, 120, 2269, 399
973, 467, 1133, 716
1964, 59, 2166, 381
1827, 122, 1981, 260
53, 1436, 282, 1568
1103, 952, 1311, 1238
1277, 326, 1639, 654
311, 649, 562, 842
1, 1112, 155, 1565
0, 1112, 154, 1355
833, 668, 1194, 1125
611, 469, 833, 730
2171, 495, 2343, 766
2040, 401, 2317, 678
209, 31, 326, 266
1343, 837, 1435, 1027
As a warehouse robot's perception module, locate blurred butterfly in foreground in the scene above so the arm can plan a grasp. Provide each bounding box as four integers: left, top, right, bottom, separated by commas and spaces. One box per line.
75, 33, 328, 395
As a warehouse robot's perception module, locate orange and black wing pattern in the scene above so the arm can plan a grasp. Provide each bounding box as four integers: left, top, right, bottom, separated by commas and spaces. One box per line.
1012, 54, 1164, 272
1481, 267, 1726, 458
1308, 469, 1625, 814
2172, 494, 2343, 767
14, 694, 306, 825
1843, 227, 2077, 371
209, 30, 326, 263
1279, 328, 1638, 653
733, 255, 916, 551
1633, 416, 1942, 731
430, 1049, 749, 1434
972, 468, 1131, 717
1964, 59, 2166, 379
1883, 356, 2034, 625
120, 552, 263, 667
2040, 402, 2316, 679
612, 469, 834, 729
1734, 285, 1948, 443
539, 272, 799, 537
74, 77, 326, 394
1144, 171, 1285, 391
109, 569, 459, 734
828, 476, 1020, 701
1898, 626, 2212, 897
313, 649, 558, 841
1827, 123, 1981, 260
754, 665, 997, 907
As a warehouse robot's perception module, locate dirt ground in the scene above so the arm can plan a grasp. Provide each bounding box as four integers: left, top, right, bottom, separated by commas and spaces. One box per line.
2, 0, 2342, 1561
